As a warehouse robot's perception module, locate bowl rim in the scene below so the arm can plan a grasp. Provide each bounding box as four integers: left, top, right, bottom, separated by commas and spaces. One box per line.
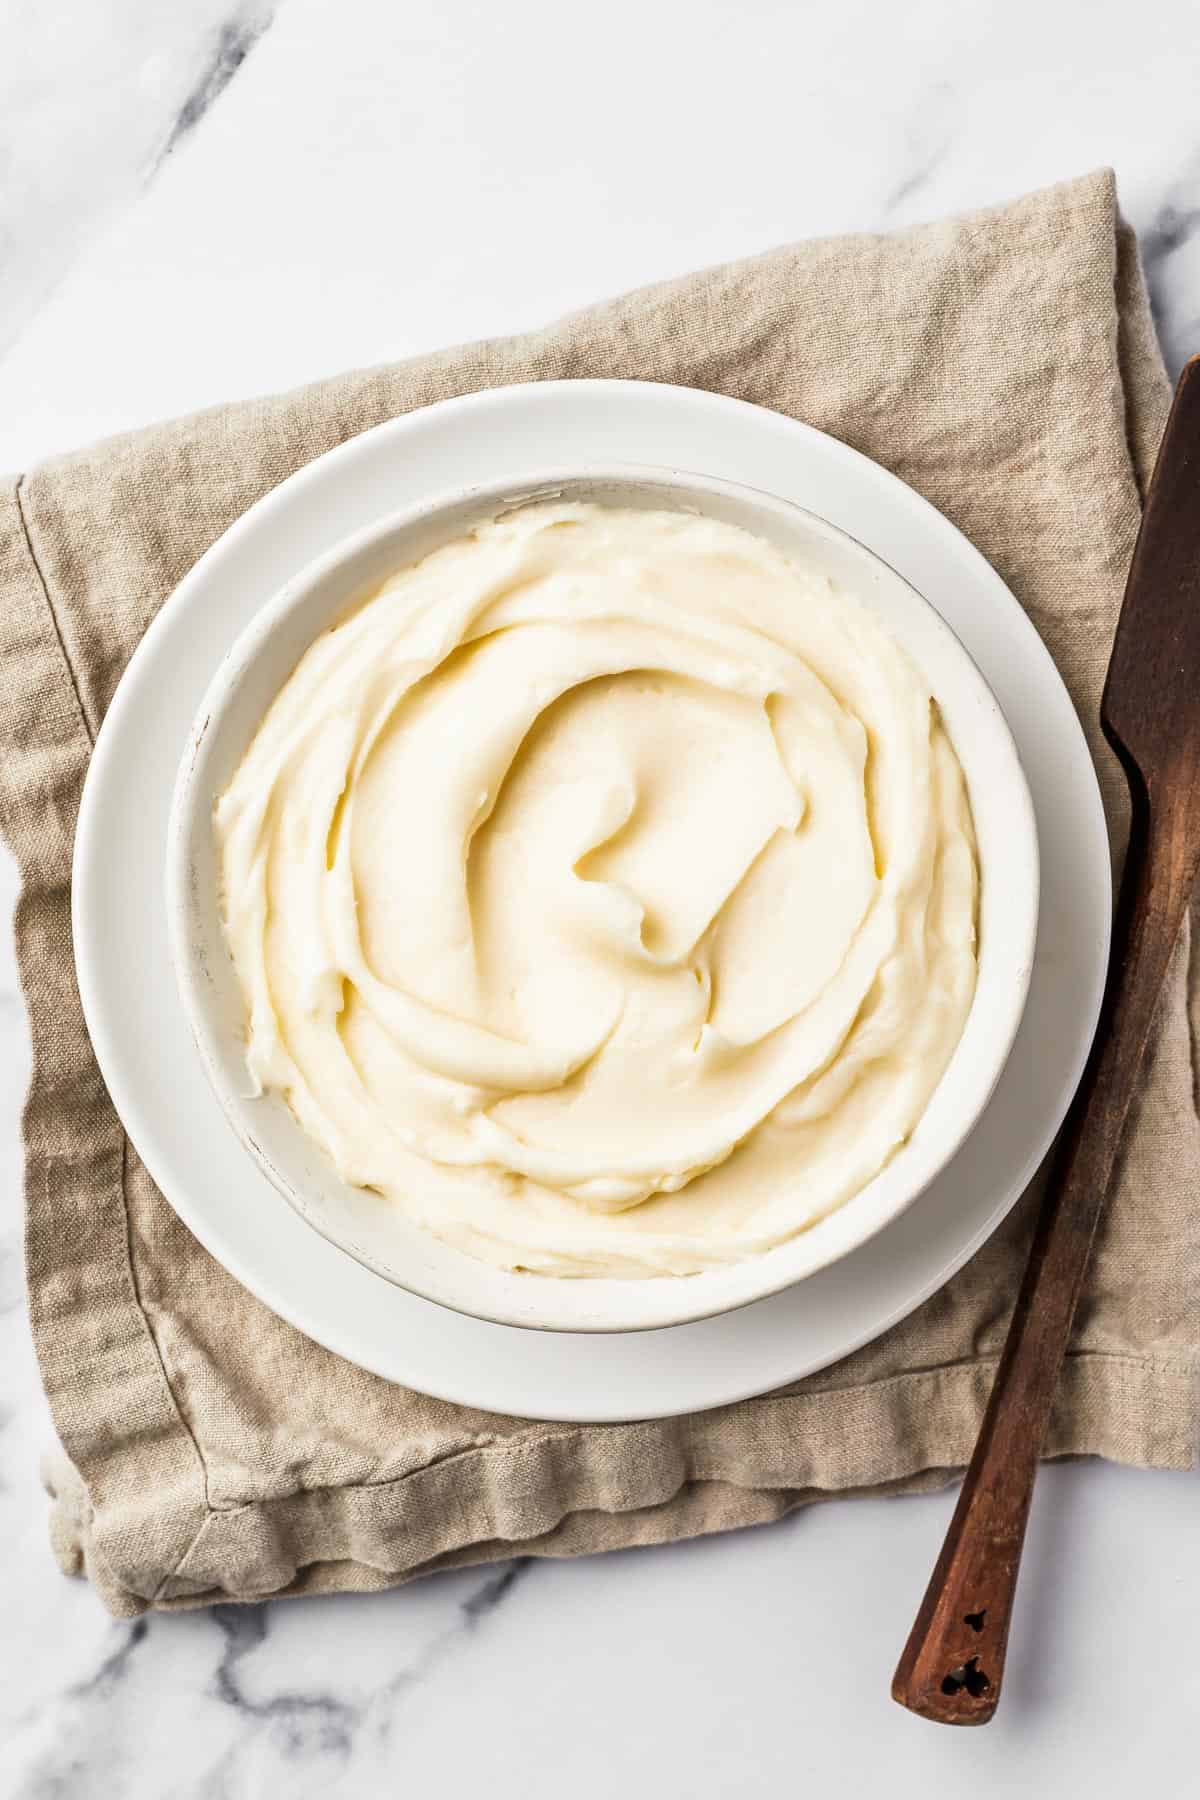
166, 462, 1039, 1332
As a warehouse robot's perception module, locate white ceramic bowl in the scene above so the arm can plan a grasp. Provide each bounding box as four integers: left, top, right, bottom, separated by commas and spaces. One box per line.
166, 467, 1038, 1333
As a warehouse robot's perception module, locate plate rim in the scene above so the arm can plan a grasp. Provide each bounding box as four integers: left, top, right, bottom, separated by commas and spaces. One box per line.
72, 378, 1110, 1421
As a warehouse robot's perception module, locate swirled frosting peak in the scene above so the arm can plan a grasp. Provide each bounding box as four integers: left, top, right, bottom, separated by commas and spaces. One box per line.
217, 501, 978, 1276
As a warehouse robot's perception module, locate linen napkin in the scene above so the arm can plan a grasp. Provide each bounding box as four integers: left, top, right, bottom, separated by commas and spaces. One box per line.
2, 168, 1196, 1618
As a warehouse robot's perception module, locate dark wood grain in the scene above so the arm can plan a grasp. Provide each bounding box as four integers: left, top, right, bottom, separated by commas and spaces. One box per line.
892, 354, 1200, 1725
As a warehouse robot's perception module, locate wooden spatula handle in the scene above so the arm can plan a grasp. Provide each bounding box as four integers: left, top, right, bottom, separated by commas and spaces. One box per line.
892, 778, 1178, 1723
893, 355, 1200, 1724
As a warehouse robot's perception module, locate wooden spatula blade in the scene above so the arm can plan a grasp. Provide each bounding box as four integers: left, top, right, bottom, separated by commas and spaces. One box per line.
1102, 354, 1200, 782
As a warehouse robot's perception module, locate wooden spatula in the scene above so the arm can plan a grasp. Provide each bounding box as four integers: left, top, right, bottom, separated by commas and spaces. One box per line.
892, 355, 1200, 1725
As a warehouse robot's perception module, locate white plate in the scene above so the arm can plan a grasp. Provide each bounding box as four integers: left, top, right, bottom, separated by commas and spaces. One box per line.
73, 380, 1110, 1421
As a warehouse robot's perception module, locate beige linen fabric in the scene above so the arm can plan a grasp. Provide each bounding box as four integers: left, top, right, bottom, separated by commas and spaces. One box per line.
1, 168, 1197, 1618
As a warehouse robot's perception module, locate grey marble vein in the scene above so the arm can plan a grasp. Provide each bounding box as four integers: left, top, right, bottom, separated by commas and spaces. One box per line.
460, 1555, 531, 1623
0, 5, 282, 371
1140, 196, 1200, 266
13, 1617, 147, 1737
67, 1620, 150, 1701
13, 1621, 152, 1800
1138, 143, 1200, 272
883, 139, 948, 217
194, 1560, 535, 1786
882, 80, 954, 219
157, 5, 277, 166
211, 1605, 360, 1762
9, 1559, 535, 1798
1138, 150, 1200, 376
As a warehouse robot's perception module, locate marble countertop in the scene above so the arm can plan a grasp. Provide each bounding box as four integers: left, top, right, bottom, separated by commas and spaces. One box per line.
3, 3, 1200, 1793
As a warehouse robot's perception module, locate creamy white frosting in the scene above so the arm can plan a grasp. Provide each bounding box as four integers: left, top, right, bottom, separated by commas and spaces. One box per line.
216, 501, 978, 1277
